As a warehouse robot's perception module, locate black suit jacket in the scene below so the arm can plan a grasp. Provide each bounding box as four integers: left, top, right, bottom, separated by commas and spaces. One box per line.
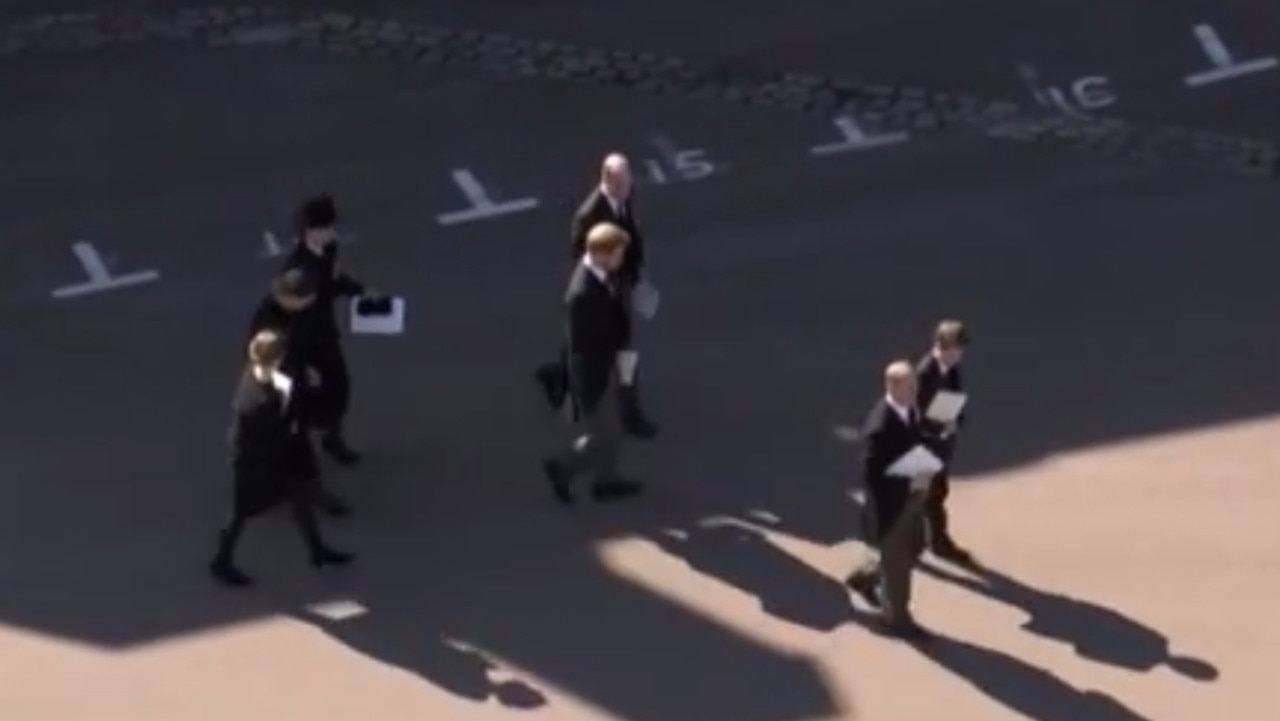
570, 188, 645, 286
564, 263, 628, 413
860, 399, 927, 540
915, 353, 965, 451
283, 242, 364, 339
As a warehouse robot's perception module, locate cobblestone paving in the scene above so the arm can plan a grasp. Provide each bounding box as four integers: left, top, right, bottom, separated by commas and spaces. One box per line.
1, 5, 1276, 178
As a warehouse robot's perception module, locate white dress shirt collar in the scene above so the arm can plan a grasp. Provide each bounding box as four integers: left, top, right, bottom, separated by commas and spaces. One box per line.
885, 395, 914, 423
932, 349, 955, 375
600, 187, 626, 217
252, 365, 293, 406
581, 254, 610, 285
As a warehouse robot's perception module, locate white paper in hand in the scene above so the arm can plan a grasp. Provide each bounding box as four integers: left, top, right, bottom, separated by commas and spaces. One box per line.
269, 370, 293, 401
616, 350, 639, 384
886, 444, 944, 478
631, 281, 660, 320
926, 390, 967, 423
350, 296, 406, 335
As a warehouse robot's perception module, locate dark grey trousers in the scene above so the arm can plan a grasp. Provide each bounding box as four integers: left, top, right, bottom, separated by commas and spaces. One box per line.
553, 375, 623, 484
857, 492, 925, 622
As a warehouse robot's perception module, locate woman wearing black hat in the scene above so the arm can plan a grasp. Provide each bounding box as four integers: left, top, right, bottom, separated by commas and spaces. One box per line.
282, 194, 372, 465
247, 266, 352, 517
210, 329, 354, 587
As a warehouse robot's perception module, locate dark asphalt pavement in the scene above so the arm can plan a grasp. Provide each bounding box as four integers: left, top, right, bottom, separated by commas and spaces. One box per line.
2, 4, 1279, 720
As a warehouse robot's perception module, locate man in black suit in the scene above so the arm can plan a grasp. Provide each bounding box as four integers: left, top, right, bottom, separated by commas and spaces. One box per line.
282, 195, 379, 466
535, 153, 658, 439
542, 223, 644, 505
845, 360, 934, 640
915, 318, 973, 564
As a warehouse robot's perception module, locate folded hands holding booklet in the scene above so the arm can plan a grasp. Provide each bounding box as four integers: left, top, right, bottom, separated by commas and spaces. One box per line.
350, 293, 406, 335
886, 445, 944, 492
925, 390, 967, 424
630, 280, 660, 320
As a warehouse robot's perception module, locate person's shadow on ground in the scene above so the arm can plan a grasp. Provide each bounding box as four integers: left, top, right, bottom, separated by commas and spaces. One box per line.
300, 608, 546, 710
646, 515, 853, 633
920, 561, 1218, 681
920, 633, 1156, 721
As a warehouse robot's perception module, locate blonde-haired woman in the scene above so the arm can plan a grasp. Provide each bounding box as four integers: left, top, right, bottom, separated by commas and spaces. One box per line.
210, 329, 353, 587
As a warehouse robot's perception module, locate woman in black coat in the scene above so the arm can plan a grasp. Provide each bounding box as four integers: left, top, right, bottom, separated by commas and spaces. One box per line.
209, 329, 353, 587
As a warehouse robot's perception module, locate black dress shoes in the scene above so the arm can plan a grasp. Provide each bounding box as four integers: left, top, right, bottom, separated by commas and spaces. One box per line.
542, 459, 574, 505
313, 488, 352, 517
210, 559, 253, 587
534, 363, 567, 410
884, 617, 934, 643
844, 572, 882, 609
590, 478, 644, 502
930, 538, 977, 567
320, 435, 362, 466
623, 415, 659, 440
310, 546, 355, 568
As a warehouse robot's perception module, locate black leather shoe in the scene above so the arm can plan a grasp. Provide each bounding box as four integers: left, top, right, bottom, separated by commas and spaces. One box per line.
542, 459, 574, 505
314, 489, 352, 517
534, 364, 566, 410
623, 415, 659, 440
320, 436, 362, 466
844, 572, 882, 608
591, 478, 644, 502
883, 617, 934, 643
210, 559, 253, 587
310, 547, 355, 568
930, 539, 977, 567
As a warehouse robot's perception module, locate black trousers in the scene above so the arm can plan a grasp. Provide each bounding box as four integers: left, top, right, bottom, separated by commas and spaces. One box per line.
310, 341, 351, 435
924, 437, 958, 545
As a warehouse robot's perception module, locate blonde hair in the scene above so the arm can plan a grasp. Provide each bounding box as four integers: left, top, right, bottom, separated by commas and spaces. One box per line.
247, 329, 285, 367
934, 319, 969, 349
884, 359, 914, 382
585, 222, 630, 254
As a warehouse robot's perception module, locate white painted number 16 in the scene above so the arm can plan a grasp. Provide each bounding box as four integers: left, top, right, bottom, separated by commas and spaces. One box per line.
1017, 62, 1116, 115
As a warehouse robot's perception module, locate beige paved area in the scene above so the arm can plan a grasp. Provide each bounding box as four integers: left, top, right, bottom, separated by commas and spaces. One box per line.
4, 416, 1274, 721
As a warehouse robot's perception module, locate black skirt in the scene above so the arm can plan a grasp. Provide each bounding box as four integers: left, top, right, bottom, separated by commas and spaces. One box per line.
231, 437, 317, 518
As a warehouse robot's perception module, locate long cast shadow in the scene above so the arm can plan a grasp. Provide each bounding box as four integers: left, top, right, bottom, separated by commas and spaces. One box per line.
920, 632, 1156, 721
646, 516, 853, 633
294, 509, 842, 721
920, 561, 1218, 680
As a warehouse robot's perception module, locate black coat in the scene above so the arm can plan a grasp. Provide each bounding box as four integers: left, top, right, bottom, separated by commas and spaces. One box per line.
564, 262, 628, 413
283, 241, 365, 339
227, 368, 314, 517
